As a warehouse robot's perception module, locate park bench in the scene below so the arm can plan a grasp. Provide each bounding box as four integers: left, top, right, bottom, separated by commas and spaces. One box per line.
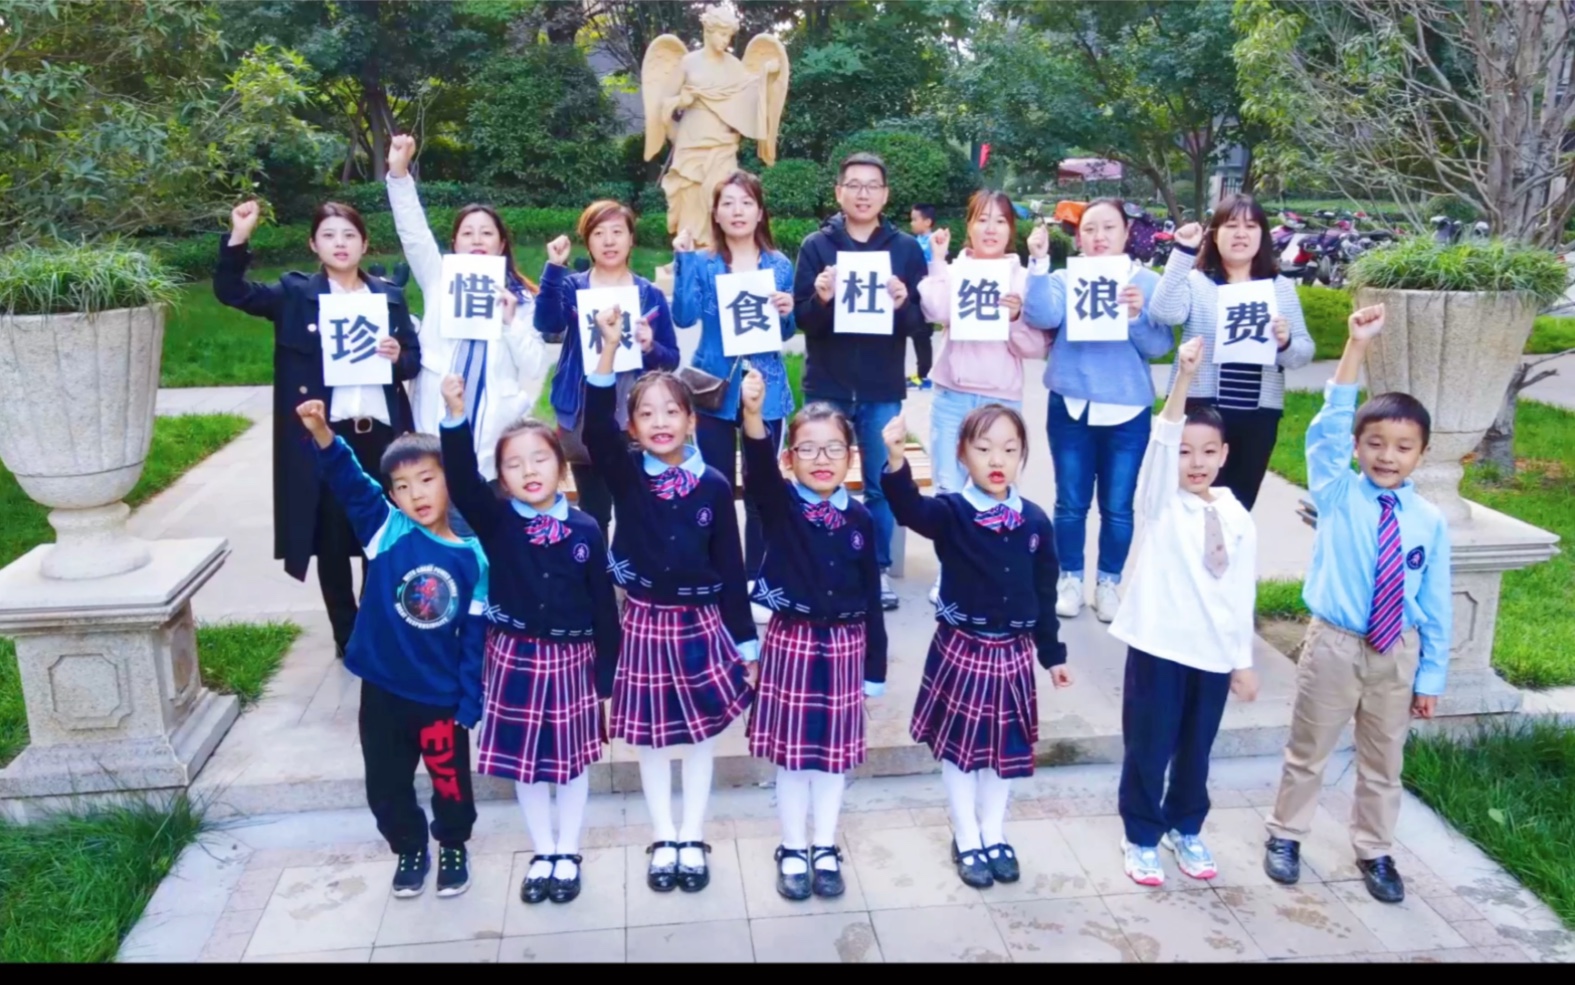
563, 441, 933, 577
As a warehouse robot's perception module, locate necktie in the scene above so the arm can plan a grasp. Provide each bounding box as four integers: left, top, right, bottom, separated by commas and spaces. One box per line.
1203, 506, 1229, 578
525, 514, 569, 546
974, 503, 1024, 532
1368, 492, 1404, 653
802, 500, 845, 530
650, 467, 699, 500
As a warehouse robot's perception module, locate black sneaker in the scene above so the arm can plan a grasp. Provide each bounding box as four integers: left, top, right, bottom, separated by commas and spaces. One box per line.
1358, 855, 1405, 903
1263, 836, 1301, 885
391, 847, 430, 898
436, 845, 470, 898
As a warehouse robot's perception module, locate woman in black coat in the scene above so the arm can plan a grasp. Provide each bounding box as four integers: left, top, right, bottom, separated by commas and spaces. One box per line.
214, 199, 421, 657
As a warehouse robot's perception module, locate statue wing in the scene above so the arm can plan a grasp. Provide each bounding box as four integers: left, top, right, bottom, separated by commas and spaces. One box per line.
742, 34, 789, 166
642, 35, 689, 162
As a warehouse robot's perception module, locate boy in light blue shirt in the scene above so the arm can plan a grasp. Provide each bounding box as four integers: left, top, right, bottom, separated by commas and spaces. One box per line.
1263, 304, 1451, 906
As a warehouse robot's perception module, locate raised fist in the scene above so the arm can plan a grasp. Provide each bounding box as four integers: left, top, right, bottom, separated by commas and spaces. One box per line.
229, 200, 261, 244
815, 265, 837, 303
1027, 224, 1049, 260
673, 228, 695, 253
387, 134, 416, 179
929, 227, 951, 258
596, 305, 624, 348
881, 413, 908, 464
547, 235, 572, 267
1176, 335, 1204, 373
740, 368, 765, 416
441, 374, 465, 418
295, 400, 332, 447
1348, 303, 1385, 342
1174, 222, 1205, 249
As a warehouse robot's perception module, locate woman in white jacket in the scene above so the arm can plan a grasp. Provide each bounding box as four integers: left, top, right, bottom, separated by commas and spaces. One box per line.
385, 135, 549, 496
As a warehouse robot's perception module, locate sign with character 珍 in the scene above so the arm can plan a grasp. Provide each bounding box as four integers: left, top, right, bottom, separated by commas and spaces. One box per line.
317, 292, 392, 387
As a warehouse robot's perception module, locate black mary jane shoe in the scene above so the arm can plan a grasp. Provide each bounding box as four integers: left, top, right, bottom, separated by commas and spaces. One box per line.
675, 840, 712, 893
951, 839, 995, 889
520, 854, 556, 904
983, 843, 1021, 884
646, 841, 679, 893
810, 845, 846, 898
548, 854, 584, 904
774, 846, 812, 901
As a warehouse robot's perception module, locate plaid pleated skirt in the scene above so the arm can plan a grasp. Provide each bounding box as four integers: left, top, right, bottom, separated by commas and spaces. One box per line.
475, 628, 606, 785
910, 625, 1039, 779
747, 616, 867, 774
609, 597, 752, 748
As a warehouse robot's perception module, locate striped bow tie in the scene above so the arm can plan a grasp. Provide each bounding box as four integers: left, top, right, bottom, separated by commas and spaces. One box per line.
650, 467, 699, 500
974, 503, 1024, 532
802, 499, 845, 530
525, 514, 569, 546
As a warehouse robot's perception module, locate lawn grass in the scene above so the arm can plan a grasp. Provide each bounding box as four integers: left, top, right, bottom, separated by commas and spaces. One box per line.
195, 622, 303, 706
1265, 393, 1575, 689
1404, 720, 1575, 928
1529, 315, 1575, 355
1255, 577, 1312, 620
162, 245, 672, 388
0, 795, 206, 962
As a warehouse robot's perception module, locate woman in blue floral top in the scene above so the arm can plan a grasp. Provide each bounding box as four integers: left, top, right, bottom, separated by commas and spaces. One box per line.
672, 170, 797, 602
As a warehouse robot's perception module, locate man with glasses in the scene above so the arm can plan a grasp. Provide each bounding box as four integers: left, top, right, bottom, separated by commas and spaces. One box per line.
792, 152, 930, 610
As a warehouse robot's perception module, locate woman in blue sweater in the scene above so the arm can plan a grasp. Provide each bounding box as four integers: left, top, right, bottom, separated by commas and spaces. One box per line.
672, 171, 796, 607
1022, 199, 1173, 623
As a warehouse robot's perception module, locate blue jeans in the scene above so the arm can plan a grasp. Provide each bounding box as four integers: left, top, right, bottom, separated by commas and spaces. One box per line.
817, 398, 901, 570
929, 386, 1023, 495
1046, 392, 1150, 582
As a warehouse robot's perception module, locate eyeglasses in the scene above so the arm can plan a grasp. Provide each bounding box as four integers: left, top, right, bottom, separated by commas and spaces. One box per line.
791, 442, 849, 461
839, 182, 886, 195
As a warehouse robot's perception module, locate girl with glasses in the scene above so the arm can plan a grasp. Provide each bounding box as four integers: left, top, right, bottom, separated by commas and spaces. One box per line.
737, 370, 886, 903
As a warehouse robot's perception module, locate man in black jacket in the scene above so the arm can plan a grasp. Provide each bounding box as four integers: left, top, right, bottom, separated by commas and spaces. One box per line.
792, 152, 929, 611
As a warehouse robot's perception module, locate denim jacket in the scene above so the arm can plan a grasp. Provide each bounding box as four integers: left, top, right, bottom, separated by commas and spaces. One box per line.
673, 249, 797, 422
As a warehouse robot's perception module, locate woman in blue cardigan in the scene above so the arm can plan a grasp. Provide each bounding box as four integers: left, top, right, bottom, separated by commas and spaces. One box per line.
671, 171, 796, 612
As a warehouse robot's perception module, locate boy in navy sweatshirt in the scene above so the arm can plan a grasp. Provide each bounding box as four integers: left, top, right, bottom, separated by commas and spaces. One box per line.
297, 400, 488, 901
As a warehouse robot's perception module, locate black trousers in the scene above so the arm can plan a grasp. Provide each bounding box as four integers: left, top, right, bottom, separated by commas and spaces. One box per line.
1185, 400, 1282, 512
693, 412, 783, 576
359, 679, 477, 854
912, 326, 933, 380
1117, 647, 1232, 847
316, 419, 394, 651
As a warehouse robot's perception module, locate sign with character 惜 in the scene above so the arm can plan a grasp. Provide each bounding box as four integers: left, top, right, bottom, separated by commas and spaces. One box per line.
438, 254, 506, 341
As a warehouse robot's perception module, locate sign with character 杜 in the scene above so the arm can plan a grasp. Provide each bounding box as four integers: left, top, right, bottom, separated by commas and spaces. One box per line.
833, 251, 894, 335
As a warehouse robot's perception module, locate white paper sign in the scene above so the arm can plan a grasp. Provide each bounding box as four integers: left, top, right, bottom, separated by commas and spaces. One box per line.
576, 286, 645, 373
717, 268, 782, 358
438, 254, 506, 341
318, 293, 392, 388
947, 257, 1016, 342
833, 251, 893, 335
1213, 279, 1280, 366
1064, 256, 1133, 342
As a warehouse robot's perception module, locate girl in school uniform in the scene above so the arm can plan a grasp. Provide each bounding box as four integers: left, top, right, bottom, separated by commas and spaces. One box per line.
880, 404, 1072, 889
213, 199, 420, 660
385, 135, 548, 519
437, 376, 620, 906
916, 189, 1050, 607
583, 306, 758, 894
534, 201, 681, 542
737, 369, 887, 902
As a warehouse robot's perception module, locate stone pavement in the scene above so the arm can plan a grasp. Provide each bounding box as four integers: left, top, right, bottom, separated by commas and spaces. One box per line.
118, 753, 1573, 963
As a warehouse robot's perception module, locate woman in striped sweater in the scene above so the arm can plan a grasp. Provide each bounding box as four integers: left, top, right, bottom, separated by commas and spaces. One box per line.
1147, 194, 1315, 511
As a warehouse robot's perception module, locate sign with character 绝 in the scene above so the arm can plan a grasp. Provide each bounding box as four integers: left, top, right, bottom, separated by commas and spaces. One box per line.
1212, 279, 1279, 366
317, 293, 392, 388
1064, 256, 1132, 343
576, 286, 645, 373
439, 253, 506, 341
833, 251, 893, 335
947, 257, 1016, 342
716, 268, 782, 358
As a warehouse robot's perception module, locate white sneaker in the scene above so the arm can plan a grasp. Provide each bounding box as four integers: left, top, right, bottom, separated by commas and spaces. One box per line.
1121, 838, 1165, 887
748, 581, 771, 624
1162, 830, 1218, 881
1094, 579, 1121, 623
1055, 574, 1083, 618
928, 576, 940, 607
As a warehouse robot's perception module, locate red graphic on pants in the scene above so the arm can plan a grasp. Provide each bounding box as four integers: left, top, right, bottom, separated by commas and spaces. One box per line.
419, 718, 462, 801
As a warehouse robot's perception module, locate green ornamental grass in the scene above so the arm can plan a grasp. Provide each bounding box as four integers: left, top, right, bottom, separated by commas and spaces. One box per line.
1347, 237, 1570, 307
0, 244, 183, 316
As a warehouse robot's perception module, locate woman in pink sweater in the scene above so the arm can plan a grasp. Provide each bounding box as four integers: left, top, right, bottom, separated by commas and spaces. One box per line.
916, 189, 1050, 605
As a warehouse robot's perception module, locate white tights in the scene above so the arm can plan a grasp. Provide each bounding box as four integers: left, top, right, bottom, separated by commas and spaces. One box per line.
774, 768, 848, 875
515, 772, 590, 880
637, 736, 717, 868
942, 761, 1013, 853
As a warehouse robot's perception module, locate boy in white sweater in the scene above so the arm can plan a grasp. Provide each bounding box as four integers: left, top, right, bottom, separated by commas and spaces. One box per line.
1109, 336, 1260, 886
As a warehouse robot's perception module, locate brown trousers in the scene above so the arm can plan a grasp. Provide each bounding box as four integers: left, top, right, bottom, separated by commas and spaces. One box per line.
1266, 617, 1420, 860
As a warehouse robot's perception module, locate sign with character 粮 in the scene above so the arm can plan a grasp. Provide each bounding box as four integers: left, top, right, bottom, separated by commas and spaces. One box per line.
576, 286, 645, 373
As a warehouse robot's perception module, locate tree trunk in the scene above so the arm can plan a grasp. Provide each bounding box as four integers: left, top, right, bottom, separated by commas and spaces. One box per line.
1475, 363, 1525, 476
364, 81, 392, 183
340, 132, 357, 184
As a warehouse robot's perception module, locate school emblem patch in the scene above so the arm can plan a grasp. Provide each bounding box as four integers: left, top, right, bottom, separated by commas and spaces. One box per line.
573, 541, 590, 564
850, 529, 865, 552
1406, 546, 1425, 570
696, 505, 713, 527
1029, 533, 1041, 552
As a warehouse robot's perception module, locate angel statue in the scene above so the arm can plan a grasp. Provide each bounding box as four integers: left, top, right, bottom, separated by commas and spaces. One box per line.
642, 4, 788, 249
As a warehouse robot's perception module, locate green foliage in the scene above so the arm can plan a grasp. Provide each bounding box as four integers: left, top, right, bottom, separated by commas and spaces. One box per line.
1347, 238, 1572, 307
0, 246, 181, 316
0, 795, 206, 962
1530, 316, 1575, 356
1424, 194, 1478, 224
828, 130, 966, 216
1254, 578, 1310, 621
465, 44, 621, 200
1295, 285, 1354, 359
761, 159, 831, 218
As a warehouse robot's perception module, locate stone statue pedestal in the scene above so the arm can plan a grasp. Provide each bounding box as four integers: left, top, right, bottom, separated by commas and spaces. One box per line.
1298, 497, 1559, 716
0, 538, 235, 821
654, 262, 676, 300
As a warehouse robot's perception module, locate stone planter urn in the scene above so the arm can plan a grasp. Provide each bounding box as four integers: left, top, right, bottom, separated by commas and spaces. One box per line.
0, 307, 161, 579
